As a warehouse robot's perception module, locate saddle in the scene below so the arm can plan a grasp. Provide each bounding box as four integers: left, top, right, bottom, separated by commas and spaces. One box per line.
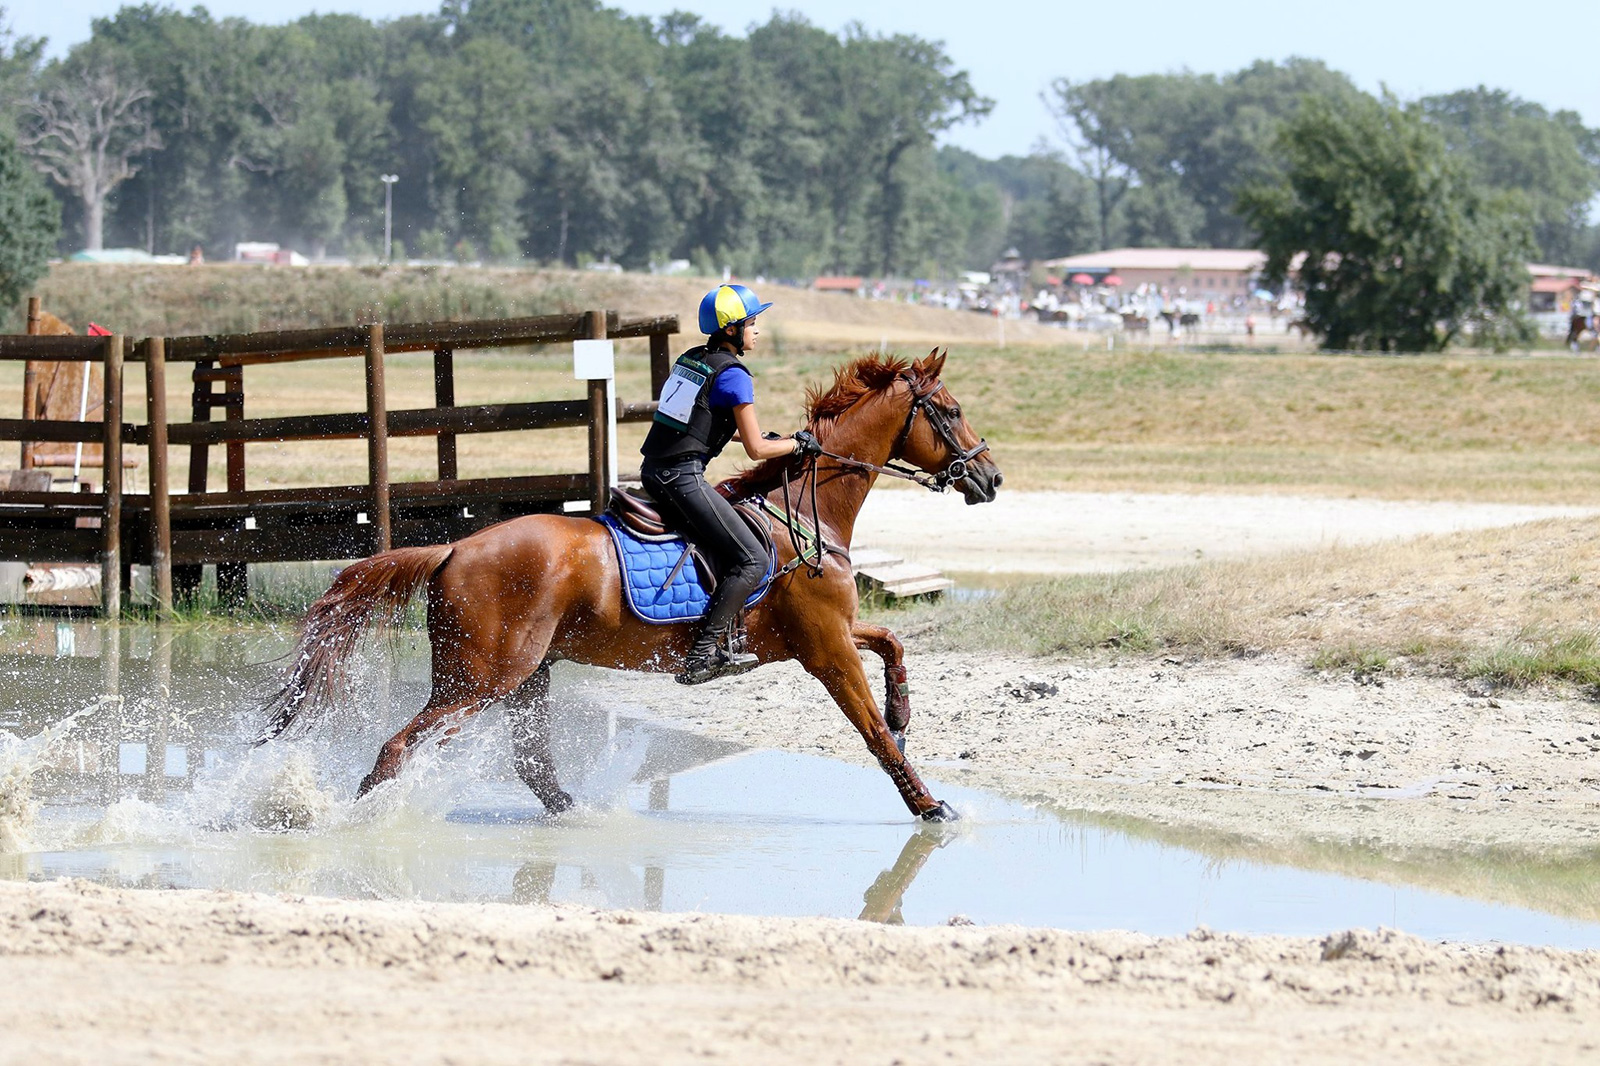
597, 488, 776, 624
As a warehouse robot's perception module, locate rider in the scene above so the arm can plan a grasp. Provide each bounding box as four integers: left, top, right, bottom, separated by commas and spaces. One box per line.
640, 284, 822, 685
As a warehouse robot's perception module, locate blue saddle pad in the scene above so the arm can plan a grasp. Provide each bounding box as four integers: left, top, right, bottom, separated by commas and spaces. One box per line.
597, 514, 774, 624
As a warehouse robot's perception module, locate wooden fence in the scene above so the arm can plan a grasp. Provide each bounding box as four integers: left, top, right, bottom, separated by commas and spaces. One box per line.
0, 301, 678, 616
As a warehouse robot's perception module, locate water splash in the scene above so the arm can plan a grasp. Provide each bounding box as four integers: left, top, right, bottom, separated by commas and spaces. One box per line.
249, 751, 337, 832
0, 707, 96, 854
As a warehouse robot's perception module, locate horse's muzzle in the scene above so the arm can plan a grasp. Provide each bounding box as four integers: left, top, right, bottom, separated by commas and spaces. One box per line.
958, 460, 1002, 505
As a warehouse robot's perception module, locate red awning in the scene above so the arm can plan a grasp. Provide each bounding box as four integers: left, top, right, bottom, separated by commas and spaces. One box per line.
1069, 273, 1094, 285
1102, 274, 1123, 286
1530, 276, 1583, 294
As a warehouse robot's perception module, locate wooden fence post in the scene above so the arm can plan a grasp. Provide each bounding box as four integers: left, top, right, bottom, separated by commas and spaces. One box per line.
101, 333, 124, 617
584, 310, 610, 515
434, 347, 457, 480
144, 337, 173, 615
648, 330, 671, 401
21, 296, 39, 468
365, 323, 391, 550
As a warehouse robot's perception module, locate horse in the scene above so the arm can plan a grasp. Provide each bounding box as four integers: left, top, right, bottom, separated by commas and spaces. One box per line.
258, 350, 1003, 821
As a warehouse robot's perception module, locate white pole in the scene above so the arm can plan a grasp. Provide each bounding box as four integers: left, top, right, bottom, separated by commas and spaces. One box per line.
72, 363, 91, 481
380, 174, 398, 263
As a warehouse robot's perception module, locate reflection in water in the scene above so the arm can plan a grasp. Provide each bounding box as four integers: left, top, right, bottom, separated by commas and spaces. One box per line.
860, 830, 949, 924
3, 618, 1600, 948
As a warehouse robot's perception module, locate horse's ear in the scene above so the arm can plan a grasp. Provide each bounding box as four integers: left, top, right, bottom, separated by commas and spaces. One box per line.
916, 347, 947, 380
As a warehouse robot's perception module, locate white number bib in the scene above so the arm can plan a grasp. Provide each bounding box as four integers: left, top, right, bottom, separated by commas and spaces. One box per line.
655, 362, 708, 428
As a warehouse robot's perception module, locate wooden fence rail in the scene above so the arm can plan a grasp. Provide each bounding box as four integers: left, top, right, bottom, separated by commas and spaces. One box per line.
0, 306, 677, 616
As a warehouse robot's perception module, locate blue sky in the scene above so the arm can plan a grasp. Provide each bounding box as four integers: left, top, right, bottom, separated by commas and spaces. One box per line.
13, 0, 1599, 159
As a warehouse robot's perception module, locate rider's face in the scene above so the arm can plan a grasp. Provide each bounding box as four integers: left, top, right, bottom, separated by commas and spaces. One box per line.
725, 319, 759, 353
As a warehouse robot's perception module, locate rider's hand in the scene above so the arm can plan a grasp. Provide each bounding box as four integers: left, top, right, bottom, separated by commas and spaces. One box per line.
791, 429, 822, 456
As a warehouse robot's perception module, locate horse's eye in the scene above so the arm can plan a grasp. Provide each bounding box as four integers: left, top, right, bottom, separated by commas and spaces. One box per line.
949, 406, 961, 420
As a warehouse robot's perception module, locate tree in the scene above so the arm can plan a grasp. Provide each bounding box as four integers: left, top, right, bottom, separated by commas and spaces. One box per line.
1422, 87, 1600, 266
1240, 94, 1535, 352
22, 52, 161, 250
0, 6, 43, 132
0, 126, 59, 324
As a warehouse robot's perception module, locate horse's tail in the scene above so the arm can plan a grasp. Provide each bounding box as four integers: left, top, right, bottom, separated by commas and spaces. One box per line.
257, 544, 454, 744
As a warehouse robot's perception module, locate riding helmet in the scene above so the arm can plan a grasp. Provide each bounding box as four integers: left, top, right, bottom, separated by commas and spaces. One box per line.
699, 284, 773, 336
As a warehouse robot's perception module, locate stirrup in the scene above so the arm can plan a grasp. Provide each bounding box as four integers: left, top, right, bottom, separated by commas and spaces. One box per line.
676, 646, 759, 685
676, 626, 759, 686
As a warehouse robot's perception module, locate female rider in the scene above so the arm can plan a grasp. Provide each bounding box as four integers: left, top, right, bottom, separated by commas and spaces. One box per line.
640, 284, 821, 684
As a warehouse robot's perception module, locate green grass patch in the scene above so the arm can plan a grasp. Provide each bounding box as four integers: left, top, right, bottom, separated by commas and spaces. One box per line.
1463, 630, 1600, 689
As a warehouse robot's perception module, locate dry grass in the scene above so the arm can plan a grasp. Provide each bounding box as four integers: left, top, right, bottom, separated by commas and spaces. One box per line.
17, 263, 1600, 501
911, 515, 1600, 688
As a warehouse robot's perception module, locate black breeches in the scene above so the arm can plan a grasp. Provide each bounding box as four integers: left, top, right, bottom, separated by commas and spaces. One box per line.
641, 458, 765, 633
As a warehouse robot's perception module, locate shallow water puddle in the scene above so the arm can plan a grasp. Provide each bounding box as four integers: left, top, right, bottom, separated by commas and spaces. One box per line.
1, 619, 1599, 947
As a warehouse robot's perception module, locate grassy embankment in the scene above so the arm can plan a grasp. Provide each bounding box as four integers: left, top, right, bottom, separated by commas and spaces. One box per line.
20, 264, 1600, 687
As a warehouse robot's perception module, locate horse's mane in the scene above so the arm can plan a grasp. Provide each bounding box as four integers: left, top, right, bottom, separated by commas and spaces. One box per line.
718, 349, 946, 500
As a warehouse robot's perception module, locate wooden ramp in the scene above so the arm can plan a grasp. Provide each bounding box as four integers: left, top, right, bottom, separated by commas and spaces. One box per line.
851, 546, 954, 600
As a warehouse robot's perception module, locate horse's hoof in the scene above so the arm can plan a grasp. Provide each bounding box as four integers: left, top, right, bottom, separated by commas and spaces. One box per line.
544, 790, 575, 815
890, 730, 907, 756
921, 800, 960, 823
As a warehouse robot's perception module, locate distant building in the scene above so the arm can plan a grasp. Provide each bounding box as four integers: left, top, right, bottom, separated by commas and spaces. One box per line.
813, 276, 864, 295
1042, 248, 1267, 301
1527, 263, 1598, 314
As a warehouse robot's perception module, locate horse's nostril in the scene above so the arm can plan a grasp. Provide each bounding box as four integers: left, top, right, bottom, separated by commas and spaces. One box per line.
992, 472, 1004, 487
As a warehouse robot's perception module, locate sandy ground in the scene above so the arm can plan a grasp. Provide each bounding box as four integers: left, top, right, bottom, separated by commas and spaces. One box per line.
854, 487, 1600, 574
3, 878, 1597, 1065
6, 491, 1600, 1062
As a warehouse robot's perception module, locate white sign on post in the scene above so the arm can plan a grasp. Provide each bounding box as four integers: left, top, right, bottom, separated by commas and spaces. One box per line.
573, 339, 619, 489
572, 339, 616, 380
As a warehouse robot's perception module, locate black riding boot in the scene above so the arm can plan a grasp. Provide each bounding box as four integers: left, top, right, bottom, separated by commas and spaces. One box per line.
677, 617, 759, 685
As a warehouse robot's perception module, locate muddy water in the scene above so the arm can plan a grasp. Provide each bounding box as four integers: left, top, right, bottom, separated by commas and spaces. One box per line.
2, 618, 1599, 945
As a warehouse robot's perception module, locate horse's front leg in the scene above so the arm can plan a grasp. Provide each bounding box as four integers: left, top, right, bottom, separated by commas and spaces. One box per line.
358, 696, 489, 797
505, 662, 575, 814
851, 621, 911, 753
802, 634, 956, 822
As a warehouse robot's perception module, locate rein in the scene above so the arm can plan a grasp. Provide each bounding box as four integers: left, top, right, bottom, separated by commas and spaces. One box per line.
755, 374, 989, 581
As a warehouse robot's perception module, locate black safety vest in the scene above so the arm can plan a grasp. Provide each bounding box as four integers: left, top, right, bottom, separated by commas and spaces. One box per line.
640, 345, 749, 461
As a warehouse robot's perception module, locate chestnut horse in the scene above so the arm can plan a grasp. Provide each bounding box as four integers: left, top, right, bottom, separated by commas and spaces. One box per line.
259, 350, 1001, 820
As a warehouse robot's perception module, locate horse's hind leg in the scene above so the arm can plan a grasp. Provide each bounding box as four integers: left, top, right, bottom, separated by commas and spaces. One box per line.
852, 622, 911, 751
505, 663, 574, 814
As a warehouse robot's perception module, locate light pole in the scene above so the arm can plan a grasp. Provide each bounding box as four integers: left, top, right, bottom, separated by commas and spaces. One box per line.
380, 174, 399, 263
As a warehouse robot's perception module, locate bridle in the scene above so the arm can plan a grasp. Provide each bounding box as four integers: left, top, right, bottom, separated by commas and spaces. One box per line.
814, 374, 990, 493
767, 374, 990, 579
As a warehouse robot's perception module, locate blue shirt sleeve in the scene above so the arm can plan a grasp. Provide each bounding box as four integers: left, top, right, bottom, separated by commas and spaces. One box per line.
708, 364, 754, 408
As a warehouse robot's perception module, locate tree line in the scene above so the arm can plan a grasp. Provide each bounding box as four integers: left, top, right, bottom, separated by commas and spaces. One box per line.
0, 1, 1596, 290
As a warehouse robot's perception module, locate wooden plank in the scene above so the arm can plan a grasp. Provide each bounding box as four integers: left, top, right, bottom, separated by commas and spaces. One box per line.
144, 337, 172, 614
0, 418, 109, 443
0, 527, 103, 561
389, 400, 589, 436
0, 334, 103, 361
162, 399, 590, 447
618, 402, 656, 424
0, 491, 106, 507
434, 347, 457, 480
164, 473, 587, 515
101, 334, 124, 616
365, 323, 390, 552
158, 313, 677, 364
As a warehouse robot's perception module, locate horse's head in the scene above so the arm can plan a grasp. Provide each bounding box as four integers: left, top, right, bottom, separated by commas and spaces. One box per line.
898, 349, 1002, 505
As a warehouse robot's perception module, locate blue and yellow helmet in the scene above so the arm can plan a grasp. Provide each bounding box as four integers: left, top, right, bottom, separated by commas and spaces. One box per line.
699, 284, 772, 336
